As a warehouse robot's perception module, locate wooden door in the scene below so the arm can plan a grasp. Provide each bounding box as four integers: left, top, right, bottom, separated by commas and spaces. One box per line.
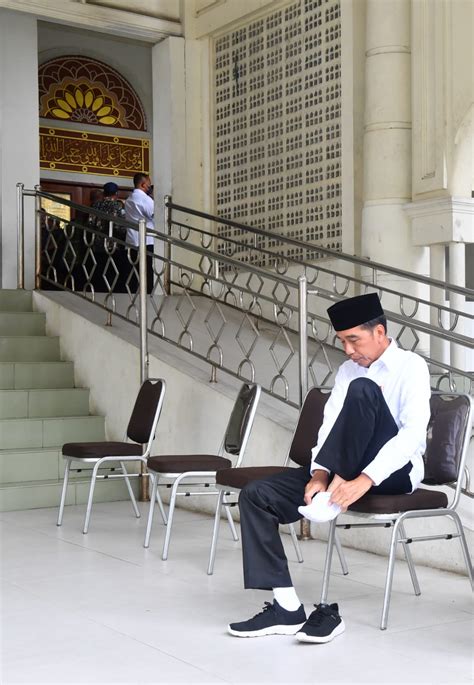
40, 180, 132, 208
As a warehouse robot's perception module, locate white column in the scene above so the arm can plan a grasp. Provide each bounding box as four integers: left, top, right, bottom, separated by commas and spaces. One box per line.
407, 0, 473, 375
449, 242, 467, 372
361, 0, 429, 324
0, 9, 39, 289
151, 36, 204, 280
151, 36, 185, 236
429, 244, 449, 367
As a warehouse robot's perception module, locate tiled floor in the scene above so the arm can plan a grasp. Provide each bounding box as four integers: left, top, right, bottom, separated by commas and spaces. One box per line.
1, 501, 473, 684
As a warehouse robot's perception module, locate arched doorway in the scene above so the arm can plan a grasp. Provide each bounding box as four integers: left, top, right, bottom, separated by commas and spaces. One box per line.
38, 55, 150, 201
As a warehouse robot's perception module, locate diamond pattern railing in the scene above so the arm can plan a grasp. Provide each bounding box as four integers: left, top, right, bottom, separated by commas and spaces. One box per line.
16, 187, 474, 408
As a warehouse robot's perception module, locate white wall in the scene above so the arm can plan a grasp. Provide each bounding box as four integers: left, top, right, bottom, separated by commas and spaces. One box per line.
0, 9, 39, 289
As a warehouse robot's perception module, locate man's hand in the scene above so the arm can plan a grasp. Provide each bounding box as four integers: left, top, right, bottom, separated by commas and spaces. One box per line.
329, 473, 373, 511
304, 470, 329, 504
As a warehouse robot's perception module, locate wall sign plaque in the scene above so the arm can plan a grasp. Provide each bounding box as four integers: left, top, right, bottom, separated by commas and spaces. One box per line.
40, 127, 150, 178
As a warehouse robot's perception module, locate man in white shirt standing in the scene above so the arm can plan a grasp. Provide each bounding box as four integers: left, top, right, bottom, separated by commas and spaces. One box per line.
124, 173, 155, 291
124, 173, 155, 246
228, 293, 431, 644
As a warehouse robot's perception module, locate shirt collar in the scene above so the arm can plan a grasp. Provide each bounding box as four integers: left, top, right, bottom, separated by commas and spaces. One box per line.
371, 338, 400, 371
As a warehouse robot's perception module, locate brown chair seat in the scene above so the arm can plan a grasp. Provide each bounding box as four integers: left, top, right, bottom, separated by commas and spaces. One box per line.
216, 465, 293, 489
148, 454, 232, 473
62, 441, 143, 458
348, 488, 448, 515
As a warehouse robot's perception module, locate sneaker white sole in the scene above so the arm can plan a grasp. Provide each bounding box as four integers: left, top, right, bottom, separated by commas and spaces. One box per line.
295, 619, 345, 643
228, 622, 306, 638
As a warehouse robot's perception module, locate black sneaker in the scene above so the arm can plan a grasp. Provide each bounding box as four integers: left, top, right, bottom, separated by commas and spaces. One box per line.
228, 600, 306, 637
295, 603, 345, 643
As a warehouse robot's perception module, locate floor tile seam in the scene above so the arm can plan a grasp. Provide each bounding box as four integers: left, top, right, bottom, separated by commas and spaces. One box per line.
79, 614, 233, 685
295, 563, 470, 595
287, 563, 393, 592
1, 546, 143, 578
4, 571, 238, 619
0, 577, 54, 606
2, 581, 230, 671
376, 613, 474, 636
2, 520, 146, 568
3, 510, 469, 583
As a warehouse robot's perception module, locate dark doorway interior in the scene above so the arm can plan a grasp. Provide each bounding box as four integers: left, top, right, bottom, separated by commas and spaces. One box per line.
39, 179, 134, 293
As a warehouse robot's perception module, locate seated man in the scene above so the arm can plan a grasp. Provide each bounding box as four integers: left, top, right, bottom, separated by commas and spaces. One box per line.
228, 293, 431, 644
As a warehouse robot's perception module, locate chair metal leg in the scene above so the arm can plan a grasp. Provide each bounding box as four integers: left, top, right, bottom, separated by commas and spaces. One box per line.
334, 532, 349, 575
320, 518, 337, 604
120, 461, 140, 519
380, 518, 402, 630
144, 474, 158, 548
154, 476, 168, 525
450, 510, 474, 589
207, 490, 225, 575
289, 523, 304, 563
162, 479, 180, 560
83, 461, 100, 534
57, 458, 71, 526
223, 494, 238, 541
398, 521, 420, 595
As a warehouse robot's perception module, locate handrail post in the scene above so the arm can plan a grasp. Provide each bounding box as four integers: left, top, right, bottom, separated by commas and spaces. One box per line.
138, 217, 149, 502
34, 185, 42, 289
298, 274, 312, 542
164, 194, 172, 294
16, 183, 24, 289
138, 218, 148, 384
298, 275, 308, 407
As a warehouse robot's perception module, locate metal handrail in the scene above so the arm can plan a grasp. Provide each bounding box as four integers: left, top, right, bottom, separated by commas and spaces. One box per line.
165, 198, 474, 300
168, 218, 472, 323
16, 186, 474, 407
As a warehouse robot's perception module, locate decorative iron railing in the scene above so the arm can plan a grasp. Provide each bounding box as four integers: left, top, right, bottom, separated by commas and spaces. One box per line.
17, 184, 474, 410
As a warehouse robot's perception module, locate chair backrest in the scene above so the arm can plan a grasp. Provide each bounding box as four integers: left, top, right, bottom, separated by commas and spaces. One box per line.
423, 393, 472, 489
127, 378, 166, 449
223, 383, 261, 466
287, 387, 330, 467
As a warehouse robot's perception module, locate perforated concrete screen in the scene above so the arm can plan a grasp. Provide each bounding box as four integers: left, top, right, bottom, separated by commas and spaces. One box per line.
214, 0, 342, 266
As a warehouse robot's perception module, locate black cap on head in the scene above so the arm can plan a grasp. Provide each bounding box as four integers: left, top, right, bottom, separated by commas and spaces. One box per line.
327, 293, 384, 332
103, 182, 118, 196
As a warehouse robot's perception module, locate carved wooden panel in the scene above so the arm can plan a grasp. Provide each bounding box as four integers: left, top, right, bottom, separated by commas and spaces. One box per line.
40, 126, 150, 178
39, 56, 147, 131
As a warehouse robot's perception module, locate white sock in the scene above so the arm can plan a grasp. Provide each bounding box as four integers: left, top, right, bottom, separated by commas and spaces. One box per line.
273, 586, 301, 612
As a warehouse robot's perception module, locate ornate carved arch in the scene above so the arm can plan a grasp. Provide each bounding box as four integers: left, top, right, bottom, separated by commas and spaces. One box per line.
39, 56, 147, 131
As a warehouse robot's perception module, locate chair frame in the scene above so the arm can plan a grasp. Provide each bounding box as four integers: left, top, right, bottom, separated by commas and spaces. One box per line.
207, 387, 349, 576
320, 392, 474, 630
144, 383, 261, 560
57, 378, 166, 534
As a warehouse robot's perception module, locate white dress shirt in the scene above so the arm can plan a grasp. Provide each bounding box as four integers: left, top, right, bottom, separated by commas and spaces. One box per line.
124, 188, 154, 246
311, 340, 431, 491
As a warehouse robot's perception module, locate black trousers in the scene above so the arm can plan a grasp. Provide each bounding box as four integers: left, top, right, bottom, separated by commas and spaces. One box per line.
239, 377, 413, 590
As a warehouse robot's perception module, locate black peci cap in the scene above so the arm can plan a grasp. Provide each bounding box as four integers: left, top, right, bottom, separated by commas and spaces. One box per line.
327, 293, 384, 332
103, 182, 118, 195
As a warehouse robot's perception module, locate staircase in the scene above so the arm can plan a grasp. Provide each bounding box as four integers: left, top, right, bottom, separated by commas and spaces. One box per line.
0, 290, 127, 512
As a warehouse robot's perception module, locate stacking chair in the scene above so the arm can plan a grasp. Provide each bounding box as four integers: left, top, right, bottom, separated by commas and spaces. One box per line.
207, 387, 349, 576
144, 382, 261, 560
320, 392, 473, 630
57, 378, 166, 534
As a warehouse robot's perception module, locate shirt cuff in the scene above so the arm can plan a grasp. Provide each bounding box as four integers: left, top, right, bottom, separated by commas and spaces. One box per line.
310, 462, 331, 477
361, 465, 383, 487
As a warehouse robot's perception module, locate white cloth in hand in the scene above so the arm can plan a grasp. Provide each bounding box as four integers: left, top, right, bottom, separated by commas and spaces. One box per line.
298, 492, 342, 523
